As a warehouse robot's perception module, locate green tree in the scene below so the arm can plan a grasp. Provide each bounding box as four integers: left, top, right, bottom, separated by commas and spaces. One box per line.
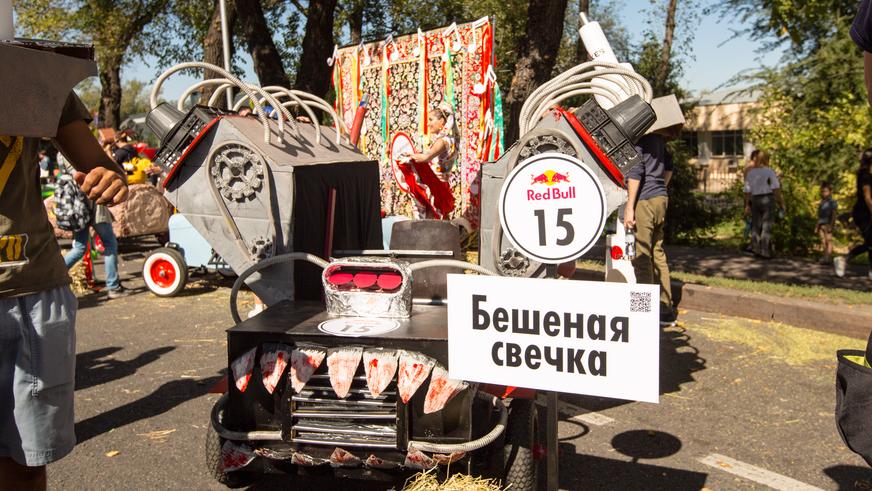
16, 0, 171, 129
718, 0, 857, 55
720, 1, 871, 254
631, 1, 715, 242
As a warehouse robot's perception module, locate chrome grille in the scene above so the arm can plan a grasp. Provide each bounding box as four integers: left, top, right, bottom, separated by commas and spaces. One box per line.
289, 373, 398, 449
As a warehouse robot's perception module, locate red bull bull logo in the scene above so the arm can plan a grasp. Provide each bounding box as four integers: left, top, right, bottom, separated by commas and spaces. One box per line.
529, 170, 571, 186
528, 170, 575, 201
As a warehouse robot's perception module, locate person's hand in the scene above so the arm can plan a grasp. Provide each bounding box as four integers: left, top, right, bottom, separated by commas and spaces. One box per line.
814, 224, 820, 234
623, 205, 635, 231
410, 153, 427, 162
75, 168, 128, 206
145, 165, 162, 176
744, 204, 751, 217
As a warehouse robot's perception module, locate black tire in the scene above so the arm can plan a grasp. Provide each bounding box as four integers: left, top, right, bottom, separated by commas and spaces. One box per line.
504, 399, 539, 491
205, 416, 257, 488
142, 247, 187, 297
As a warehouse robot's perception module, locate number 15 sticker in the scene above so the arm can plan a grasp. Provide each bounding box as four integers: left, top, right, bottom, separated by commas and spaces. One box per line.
498, 153, 606, 264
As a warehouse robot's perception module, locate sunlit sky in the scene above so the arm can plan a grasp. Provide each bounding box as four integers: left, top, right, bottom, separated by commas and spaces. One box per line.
125, 0, 786, 102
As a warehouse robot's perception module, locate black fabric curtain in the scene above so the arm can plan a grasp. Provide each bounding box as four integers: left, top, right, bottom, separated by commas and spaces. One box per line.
292, 161, 383, 300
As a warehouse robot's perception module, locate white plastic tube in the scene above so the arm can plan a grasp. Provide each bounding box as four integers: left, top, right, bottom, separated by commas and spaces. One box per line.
519, 61, 652, 134
150, 62, 273, 144
579, 13, 635, 109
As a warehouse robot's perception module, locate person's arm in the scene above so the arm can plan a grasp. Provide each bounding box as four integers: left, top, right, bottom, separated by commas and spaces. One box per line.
663, 150, 674, 186
411, 138, 447, 163
864, 184, 872, 215
744, 191, 752, 216
774, 187, 785, 211
864, 52, 872, 107
771, 171, 785, 210
55, 120, 128, 206
623, 179, 640, 230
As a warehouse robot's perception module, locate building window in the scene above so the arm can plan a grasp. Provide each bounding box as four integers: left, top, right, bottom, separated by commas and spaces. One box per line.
680, 131, 699, 157
711, 130, 744, 157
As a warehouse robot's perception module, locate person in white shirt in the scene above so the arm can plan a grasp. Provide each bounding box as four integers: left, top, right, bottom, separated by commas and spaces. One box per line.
743, 151, 785, 258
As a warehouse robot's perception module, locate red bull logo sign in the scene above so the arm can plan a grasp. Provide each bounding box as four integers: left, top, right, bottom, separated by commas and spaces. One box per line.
499, 153, 606, 264
528, 170, 576, 201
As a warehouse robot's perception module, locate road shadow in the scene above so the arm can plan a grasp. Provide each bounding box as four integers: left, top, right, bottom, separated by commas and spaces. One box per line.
75, 374, 222, 444
822, 464, 872, 490
74, 284, 152, 310
558, 440, 708, 490
565, 322, 707, 413
75, 346, 175, 391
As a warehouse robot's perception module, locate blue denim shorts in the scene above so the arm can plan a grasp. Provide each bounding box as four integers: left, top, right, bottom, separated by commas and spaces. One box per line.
0, 286, 77, 466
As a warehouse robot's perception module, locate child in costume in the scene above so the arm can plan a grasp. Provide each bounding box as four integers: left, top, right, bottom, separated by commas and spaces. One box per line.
399, 102, 459, 219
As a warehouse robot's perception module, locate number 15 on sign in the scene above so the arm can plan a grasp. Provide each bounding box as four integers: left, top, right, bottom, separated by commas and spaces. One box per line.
499, 153, 607, 264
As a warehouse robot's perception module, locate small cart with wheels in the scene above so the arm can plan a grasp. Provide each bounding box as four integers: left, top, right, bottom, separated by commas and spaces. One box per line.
207, 253, 543, 489
143, 213, 234, 297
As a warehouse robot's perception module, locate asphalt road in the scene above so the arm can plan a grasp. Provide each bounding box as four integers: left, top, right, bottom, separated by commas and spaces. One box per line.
46, 245, 872, 490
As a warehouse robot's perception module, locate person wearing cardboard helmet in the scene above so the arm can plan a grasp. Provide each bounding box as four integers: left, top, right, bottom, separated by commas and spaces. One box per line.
623, 94, 684, 327
0, 13, 128, 490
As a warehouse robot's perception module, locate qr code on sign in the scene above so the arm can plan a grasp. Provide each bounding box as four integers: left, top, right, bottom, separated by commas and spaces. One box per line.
630, 291, 652, 313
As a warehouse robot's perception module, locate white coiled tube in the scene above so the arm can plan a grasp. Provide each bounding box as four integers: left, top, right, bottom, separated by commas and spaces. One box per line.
174, 78, 296, 144
150, 62, 276, 144
519, 61, 653, 135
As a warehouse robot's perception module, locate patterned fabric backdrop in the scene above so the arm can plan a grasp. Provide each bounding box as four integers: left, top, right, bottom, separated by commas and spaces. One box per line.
331, 19, 504, 227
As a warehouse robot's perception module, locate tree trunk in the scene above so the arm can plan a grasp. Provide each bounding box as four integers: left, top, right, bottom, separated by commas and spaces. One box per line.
203, 0, 236, 107
98, 59, 123, 129
236, 0, 291, 87
349, 0, 364, 44
294, 0, 338, 98
576, 0, 590, 64
505, 0, 569, 144
656, 0, 678, 96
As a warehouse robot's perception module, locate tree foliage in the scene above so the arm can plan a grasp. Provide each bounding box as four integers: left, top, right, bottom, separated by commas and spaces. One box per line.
717, 0, 857, 54
16, 0, 171, 127
630, 1, 715, 243
719, 1, 872, 254
744, 23, 872, 254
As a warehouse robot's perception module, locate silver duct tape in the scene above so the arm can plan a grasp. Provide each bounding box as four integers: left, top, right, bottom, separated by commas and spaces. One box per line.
323, 257, 413, 318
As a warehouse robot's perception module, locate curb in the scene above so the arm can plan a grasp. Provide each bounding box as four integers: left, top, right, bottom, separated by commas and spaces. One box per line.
673, 282, 872, 340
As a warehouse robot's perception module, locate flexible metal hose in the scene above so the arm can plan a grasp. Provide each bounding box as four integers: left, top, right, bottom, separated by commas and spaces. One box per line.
407, 392, 507, 453
149, 62, 274, 144
175, 78, 294, 144
229, 252, 329, 324
259, 86, 324, 145
519, 61, 653, 134
407, 259, 496, 276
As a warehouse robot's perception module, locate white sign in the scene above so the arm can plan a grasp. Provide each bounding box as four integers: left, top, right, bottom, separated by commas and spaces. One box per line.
447, 275, 659, 403
318, 318, 400, 337
499, 152, 607, 264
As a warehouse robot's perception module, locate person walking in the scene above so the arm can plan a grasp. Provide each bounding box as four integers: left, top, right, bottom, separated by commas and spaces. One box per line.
741, 149, 760, 249
816, 182, 837, 264
743, 151, 785, 258
0, 92, 128, 489
624, 127, 678, 327
59, 155, 129, 298
834, 149, 872, 279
